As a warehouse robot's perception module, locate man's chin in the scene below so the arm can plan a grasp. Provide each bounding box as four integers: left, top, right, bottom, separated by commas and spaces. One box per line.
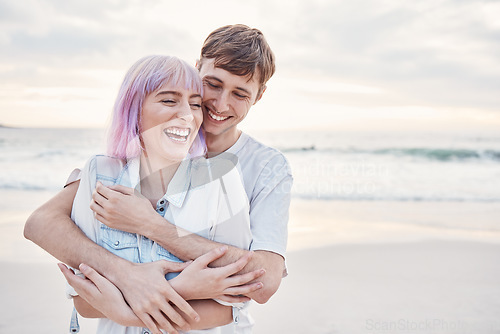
201, 123, 223, 137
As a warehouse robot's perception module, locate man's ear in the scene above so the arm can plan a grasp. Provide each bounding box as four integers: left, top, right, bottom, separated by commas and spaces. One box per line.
254, 85, 267, 105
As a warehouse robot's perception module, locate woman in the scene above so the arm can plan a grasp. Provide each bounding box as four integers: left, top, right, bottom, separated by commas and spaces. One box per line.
59, 55, 261, 334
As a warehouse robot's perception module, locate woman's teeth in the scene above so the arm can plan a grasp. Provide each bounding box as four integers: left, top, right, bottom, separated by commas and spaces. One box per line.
164, 128, 190, 142
208, 109, 229, 121
166, 128, 189, 136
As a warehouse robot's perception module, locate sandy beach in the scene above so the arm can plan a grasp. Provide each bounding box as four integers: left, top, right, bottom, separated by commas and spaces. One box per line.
1, 192, 500, 333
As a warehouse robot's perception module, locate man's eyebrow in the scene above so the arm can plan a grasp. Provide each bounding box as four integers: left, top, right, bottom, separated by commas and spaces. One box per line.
204, 75, 251, 96
204, 75, 223, 84
155, 90, 182, 97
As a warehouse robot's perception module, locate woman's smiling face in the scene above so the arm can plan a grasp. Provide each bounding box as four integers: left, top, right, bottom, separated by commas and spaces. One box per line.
140, 82, 203, 164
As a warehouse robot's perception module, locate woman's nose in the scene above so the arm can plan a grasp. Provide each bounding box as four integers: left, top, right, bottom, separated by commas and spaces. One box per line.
177, 103, 194, 122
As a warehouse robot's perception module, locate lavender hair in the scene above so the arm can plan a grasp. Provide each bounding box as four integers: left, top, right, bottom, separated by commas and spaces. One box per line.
107, 55, 205, 159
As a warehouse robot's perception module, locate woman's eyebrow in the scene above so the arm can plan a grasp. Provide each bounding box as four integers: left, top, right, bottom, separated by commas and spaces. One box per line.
155, 90, 182, 97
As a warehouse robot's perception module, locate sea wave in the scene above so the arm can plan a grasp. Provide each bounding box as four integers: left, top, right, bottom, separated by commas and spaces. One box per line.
3, 179, 499, 203
371, 148, 500, 161
35, 149, 76, 159
280, 146, 500, 162
292, 193, 500, 203
280, 145, 317, 153
2, 128, 500, 204
0, 182, 56, 191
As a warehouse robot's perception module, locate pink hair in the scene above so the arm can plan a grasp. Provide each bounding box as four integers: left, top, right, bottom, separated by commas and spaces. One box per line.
107, 55, 205, 159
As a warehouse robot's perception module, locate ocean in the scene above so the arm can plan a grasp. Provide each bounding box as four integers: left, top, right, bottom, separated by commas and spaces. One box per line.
2, 127, 500, 334
1, 127, 499, 202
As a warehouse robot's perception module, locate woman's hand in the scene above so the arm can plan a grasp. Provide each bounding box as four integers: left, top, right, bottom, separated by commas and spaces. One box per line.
170, 246, 266, 303
58, 263, 143, 327
59, 262, 197, 334
90, 182, 155, 235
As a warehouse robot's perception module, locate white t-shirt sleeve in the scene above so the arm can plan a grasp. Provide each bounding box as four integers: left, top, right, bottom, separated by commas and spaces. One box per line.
249, 154, 293, 259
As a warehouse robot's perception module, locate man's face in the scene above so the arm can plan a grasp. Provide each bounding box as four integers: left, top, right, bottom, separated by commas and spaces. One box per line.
198, 58, 262, 137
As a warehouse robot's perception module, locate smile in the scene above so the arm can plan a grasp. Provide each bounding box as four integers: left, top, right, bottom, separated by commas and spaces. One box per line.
164, 127, 190, 142
208, 109, 229, 122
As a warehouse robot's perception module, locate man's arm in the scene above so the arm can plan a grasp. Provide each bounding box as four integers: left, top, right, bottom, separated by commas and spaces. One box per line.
24, 181, 120, 269
92, 183, 284, 304
23, 181, 199, 332
60, 263, 233, 332
146, 217, 284, 304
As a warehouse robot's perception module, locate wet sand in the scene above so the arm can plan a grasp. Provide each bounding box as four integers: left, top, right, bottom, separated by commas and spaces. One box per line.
2, 192, 500, 333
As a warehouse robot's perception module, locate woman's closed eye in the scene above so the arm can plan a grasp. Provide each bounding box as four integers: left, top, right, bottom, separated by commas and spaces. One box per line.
161, 99, 176, 105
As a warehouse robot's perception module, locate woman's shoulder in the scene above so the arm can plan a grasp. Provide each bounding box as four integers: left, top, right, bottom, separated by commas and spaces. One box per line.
83, 155, 130, 180
84, 154, 126, 169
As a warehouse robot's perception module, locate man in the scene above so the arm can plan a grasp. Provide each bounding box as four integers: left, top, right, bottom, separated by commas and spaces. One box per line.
24, 24, 292, 333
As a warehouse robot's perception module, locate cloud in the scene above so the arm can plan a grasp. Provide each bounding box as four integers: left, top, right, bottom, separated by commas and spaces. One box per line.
0, 0, 498, 129
0, 0, 200, 67
267, 0, 500, 110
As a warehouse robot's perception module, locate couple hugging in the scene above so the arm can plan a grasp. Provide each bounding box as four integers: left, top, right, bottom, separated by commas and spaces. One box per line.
25, 24, 292, 334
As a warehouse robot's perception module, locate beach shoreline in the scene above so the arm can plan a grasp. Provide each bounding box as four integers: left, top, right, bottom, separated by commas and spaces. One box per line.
2, 192, 500, 333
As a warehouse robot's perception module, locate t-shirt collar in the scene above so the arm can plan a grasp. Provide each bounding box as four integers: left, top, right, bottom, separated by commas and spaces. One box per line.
226, 131, 249, 155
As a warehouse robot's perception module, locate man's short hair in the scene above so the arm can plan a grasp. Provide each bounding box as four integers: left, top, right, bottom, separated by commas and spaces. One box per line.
199, 24, 275, 94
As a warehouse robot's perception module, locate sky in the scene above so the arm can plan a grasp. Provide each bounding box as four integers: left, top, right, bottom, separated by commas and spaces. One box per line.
0, 0, 499, 132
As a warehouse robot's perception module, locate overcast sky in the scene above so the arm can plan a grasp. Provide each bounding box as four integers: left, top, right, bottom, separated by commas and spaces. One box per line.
1, 0, 499, 132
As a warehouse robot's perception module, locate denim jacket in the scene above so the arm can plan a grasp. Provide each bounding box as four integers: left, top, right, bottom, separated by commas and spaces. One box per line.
68, 154, 253, 334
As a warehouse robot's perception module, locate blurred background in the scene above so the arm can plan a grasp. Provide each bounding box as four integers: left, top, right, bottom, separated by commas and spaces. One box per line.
1, 0, 499, 333
1, 0, 499, 201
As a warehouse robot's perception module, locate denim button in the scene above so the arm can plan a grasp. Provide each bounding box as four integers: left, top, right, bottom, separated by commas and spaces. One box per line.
159, 200, 165, 205
114, 241, 119, 246
159, 207, 164, 212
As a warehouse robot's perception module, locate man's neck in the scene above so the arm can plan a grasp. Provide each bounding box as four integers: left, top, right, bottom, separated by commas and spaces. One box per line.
205, 128, 242, 155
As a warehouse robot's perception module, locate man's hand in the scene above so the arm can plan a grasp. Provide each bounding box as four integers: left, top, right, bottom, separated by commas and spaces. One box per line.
170, 246, 265, 303
109, 260, 200, 334
90, 182, 155, 234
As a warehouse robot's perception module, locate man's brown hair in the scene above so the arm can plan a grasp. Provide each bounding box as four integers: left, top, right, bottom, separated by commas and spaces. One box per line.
199, 24, 276, 95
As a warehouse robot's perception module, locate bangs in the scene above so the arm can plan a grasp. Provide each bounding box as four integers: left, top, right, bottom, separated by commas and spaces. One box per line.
144, 57, 203, 97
